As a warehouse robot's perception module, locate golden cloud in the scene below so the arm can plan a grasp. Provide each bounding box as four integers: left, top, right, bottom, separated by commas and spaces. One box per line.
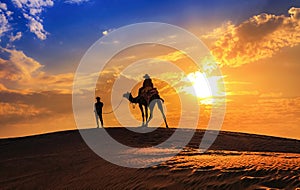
289, 7, 300, 19
0, 48, 42, 81
0, 48, 73, 94
0, 102, 47, 117
203, 7, 300, 67
0, 48, 75, 131
156, 50, 187, 62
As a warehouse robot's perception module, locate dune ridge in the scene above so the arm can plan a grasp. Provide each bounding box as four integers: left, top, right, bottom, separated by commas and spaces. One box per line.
1, 128, 299, 189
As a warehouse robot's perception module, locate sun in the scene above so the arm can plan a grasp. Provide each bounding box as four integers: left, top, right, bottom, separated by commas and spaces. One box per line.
183, 71, 213, 99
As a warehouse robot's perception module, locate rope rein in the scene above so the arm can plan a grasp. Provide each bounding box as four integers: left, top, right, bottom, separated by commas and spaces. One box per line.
100, 94, 163, 114
102, 98, 124, 114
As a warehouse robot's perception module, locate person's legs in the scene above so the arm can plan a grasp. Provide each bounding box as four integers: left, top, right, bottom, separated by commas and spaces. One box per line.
99, 113, 104, 127
95, 113, 100, 128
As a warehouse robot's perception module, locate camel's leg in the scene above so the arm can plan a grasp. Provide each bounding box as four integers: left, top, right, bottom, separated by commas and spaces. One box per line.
144, 105, 149, 127
147, 101, 155, 125
139, 103, 145, 126
157, 100, 168, 128
145, 105, 148, 122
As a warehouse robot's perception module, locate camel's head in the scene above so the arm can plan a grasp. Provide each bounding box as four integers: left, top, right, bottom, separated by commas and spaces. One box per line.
123, 92, 130, 99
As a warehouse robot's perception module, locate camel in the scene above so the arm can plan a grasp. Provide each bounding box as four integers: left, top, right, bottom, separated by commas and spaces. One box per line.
123, 92, 169, 128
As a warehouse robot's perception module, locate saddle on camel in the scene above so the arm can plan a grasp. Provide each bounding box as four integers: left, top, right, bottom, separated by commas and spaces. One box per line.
138, 75, 160, 104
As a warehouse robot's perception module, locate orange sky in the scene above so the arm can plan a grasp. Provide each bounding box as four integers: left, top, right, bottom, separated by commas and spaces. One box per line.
0, 5, 300, 139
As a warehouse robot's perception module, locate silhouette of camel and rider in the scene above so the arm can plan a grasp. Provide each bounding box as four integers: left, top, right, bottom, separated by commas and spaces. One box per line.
95, 74, 168, 128
123, 74, 168, 128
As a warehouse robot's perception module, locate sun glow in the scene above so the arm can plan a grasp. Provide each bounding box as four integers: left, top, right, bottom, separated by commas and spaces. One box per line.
183, 71, 212, 99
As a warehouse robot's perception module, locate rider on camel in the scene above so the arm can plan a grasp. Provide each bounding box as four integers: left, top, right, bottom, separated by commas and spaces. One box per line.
138, 74, 159, 104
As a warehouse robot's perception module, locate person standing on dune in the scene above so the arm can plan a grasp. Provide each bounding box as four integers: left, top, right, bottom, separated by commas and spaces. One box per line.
94, 97, 104, 128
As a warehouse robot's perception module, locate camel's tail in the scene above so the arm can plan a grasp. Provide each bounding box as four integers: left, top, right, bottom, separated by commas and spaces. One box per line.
160, 98, 164, 103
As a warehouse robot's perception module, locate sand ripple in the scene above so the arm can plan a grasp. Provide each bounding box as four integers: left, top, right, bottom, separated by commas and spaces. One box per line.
151, 149, 300, 189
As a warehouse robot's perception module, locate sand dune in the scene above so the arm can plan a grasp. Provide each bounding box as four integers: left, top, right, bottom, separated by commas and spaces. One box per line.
1, 128, 300, 189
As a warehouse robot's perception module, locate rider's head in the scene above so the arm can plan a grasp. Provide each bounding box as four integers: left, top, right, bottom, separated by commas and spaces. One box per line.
143, 74, 150, 79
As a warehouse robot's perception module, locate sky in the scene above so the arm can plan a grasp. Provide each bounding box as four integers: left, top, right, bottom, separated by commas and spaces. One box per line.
0, 0, 300, 139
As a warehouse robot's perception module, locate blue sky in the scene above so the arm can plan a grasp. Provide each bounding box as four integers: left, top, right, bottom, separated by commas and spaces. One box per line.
2, 0, 299, 73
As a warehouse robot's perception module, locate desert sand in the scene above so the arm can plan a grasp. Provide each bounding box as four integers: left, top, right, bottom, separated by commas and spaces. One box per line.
1, 127, 300, 189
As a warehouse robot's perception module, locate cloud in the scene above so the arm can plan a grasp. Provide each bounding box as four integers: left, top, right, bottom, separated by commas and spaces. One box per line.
9, 31, 22, 42
0, 89, 73, 130
289, 7, 300, 19
0, 48, 42, 82
0, 83, 17, 93
204, 7, 300, 67
0, 48, 73, 93
0, 3, 7, 11
11, 0, 54, 40
0, 47, 74, 132
156, 50, 186, 62
0, 0, 91, 41
0, 102, 47, 117
259, 92, 282, 98
102, 29, 114, 36
0, 7, 10, 38
3, 0, 90, 41
221, 96, 300, 139
23, 13, 48, 40
12, 0, 54, 14
102, 30, 108, 35
64, 0, 90, 5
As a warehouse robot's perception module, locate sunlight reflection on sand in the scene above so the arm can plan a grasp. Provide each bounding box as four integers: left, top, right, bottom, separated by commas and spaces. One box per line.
148, 149, 300, 189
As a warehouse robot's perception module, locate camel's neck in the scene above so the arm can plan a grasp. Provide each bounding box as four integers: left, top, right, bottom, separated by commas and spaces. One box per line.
128, 93, 138, 103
